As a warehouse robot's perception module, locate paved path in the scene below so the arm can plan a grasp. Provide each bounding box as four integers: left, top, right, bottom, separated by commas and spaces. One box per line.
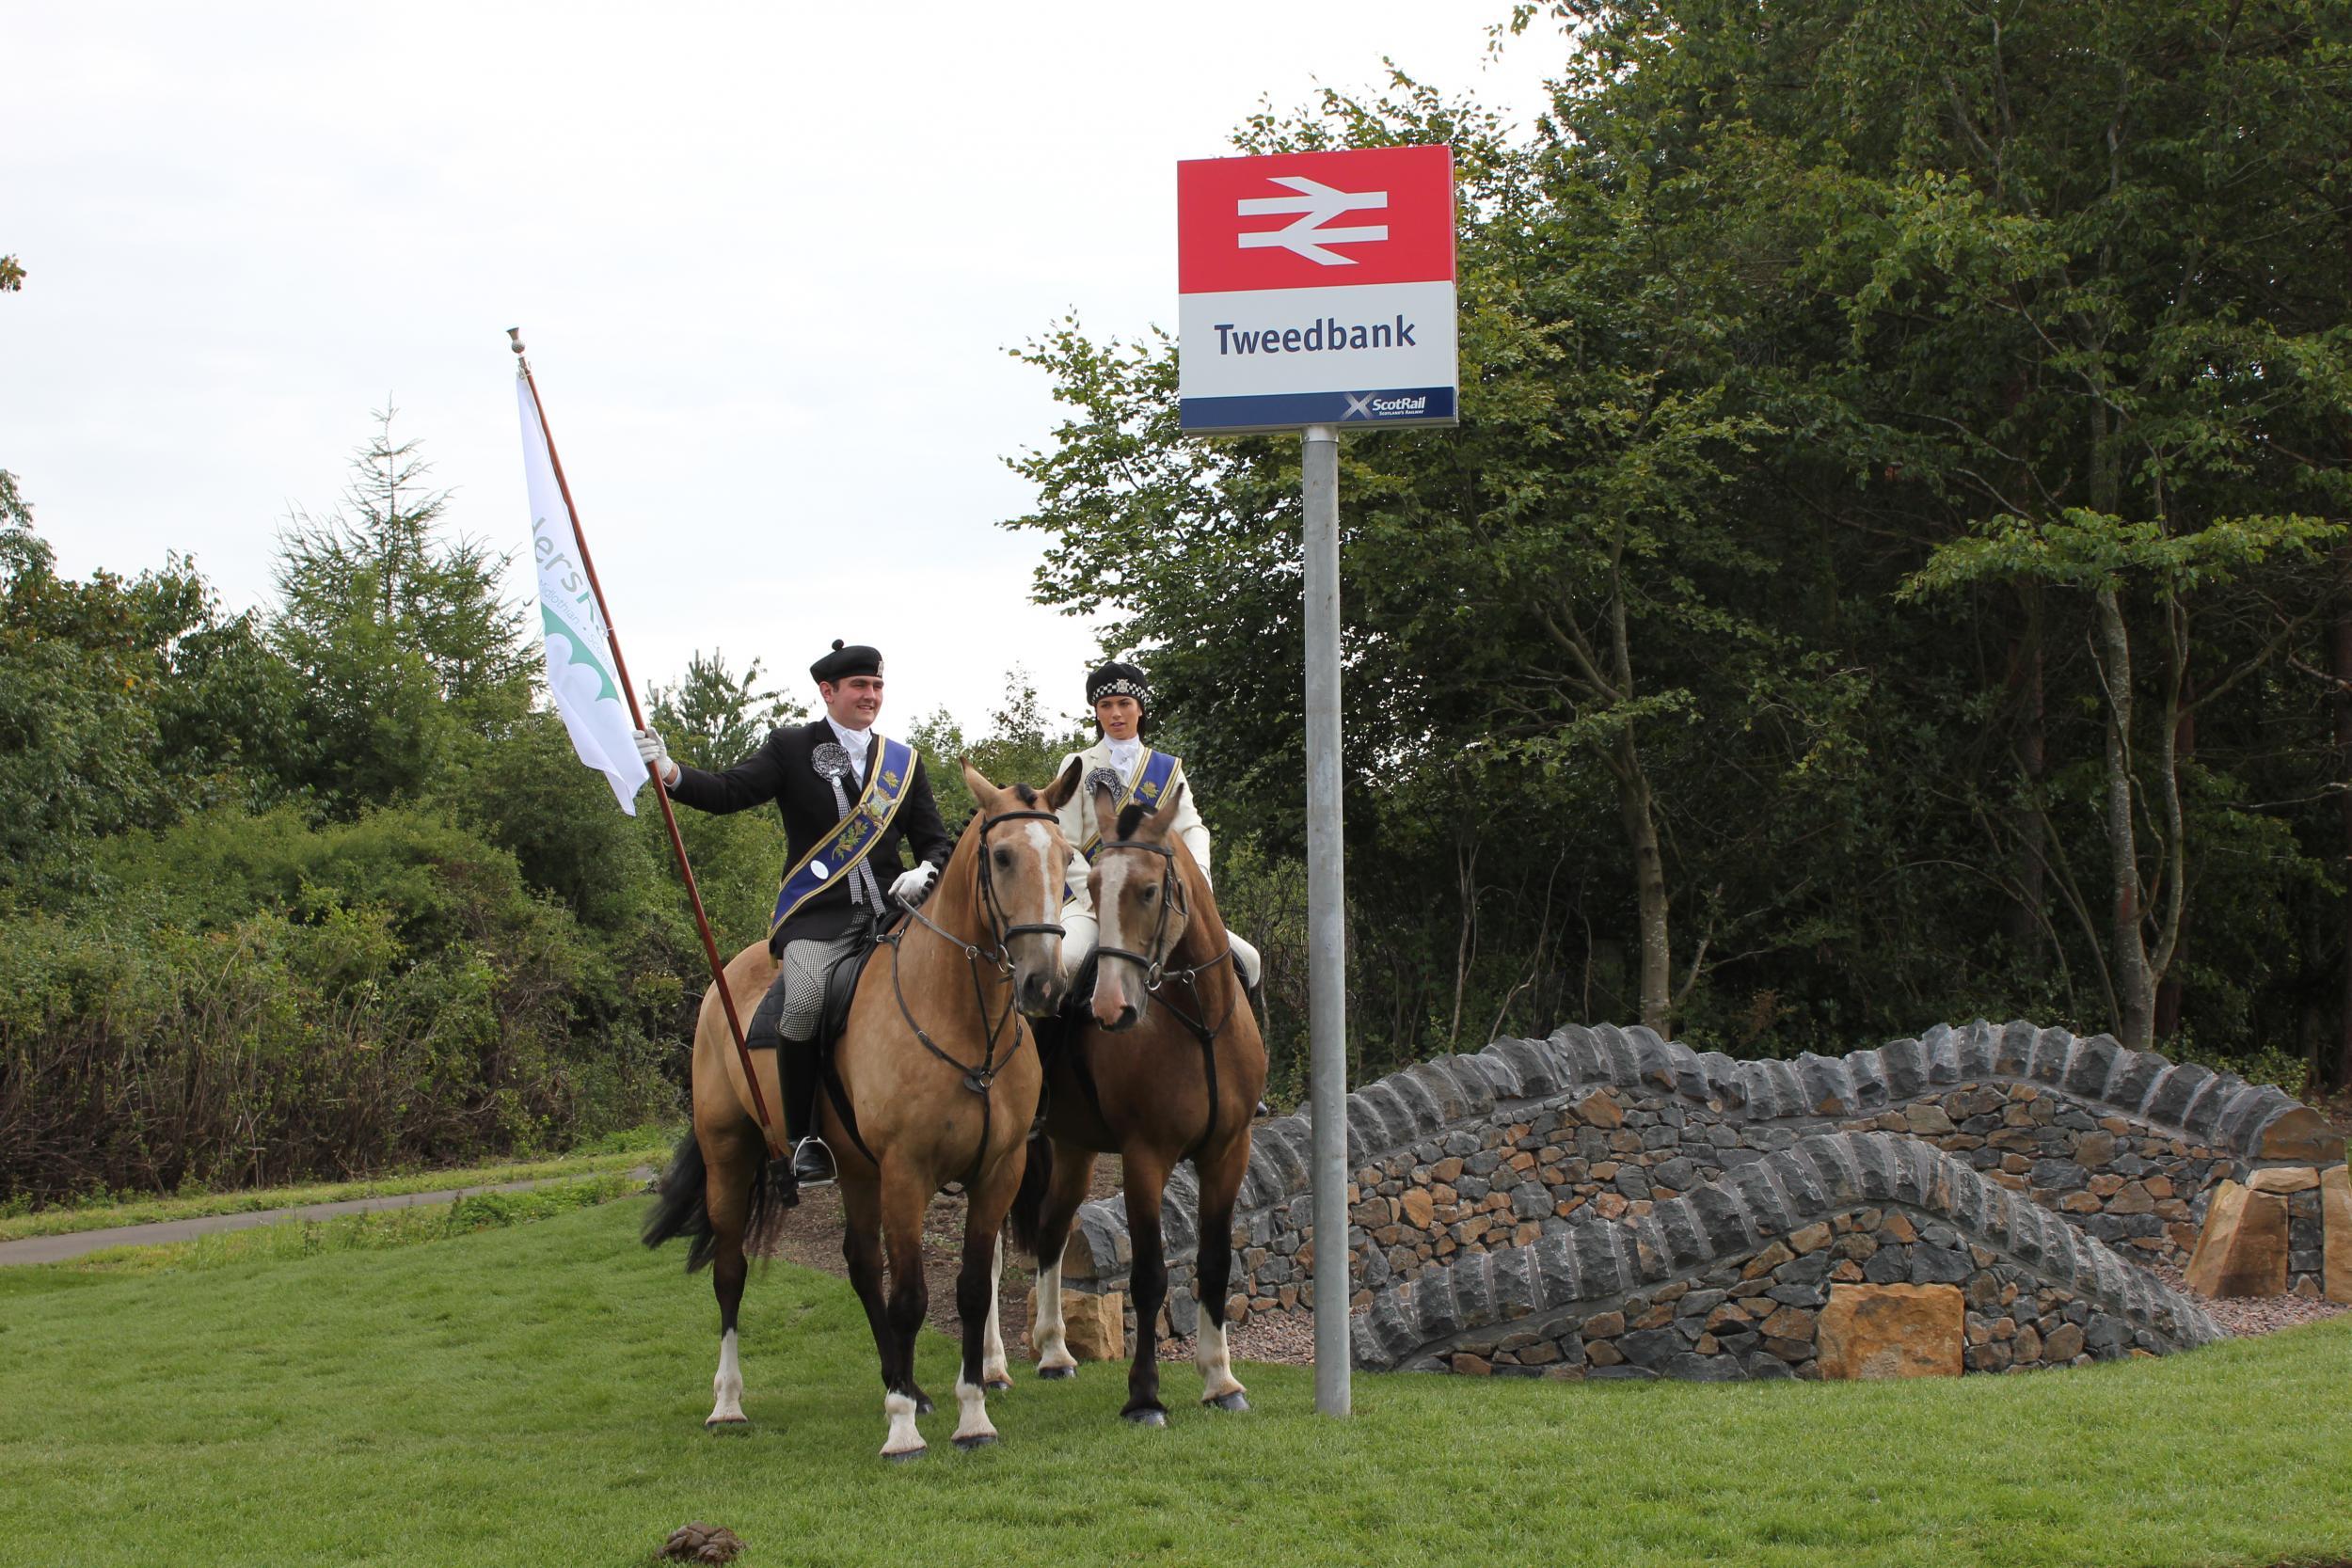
0, 1167, 653, 1267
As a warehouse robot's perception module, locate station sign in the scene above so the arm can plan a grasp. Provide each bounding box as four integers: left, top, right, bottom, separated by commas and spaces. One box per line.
1177, 144, 1457, 435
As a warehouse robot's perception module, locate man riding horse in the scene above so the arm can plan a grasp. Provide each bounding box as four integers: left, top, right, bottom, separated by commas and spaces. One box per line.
1052, 659, 1261, 993
632, 639, 955, 1196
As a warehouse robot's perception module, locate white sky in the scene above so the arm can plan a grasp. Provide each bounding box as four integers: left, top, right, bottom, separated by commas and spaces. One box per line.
4, 3, 1559, 734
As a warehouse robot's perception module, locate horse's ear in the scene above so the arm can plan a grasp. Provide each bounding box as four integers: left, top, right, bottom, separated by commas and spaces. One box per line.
1041, 755, 1084, 812
1090, 773, 1121, 845
962, 757, 1003, 814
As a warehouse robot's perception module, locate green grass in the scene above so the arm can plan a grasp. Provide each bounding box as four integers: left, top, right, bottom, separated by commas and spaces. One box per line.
0, 1173, 645, 1283
0, 1125, 675, 1243
3, 1198, 2347, 1568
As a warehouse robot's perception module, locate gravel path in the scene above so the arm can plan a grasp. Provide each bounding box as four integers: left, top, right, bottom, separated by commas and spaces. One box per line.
0, 1167, 655, 1267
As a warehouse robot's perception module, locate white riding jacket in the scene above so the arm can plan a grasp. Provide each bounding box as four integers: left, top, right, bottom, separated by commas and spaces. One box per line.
1052, 736, 1210, 919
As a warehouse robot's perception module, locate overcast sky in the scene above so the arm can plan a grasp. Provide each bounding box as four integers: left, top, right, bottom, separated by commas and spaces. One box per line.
5, 3, 1559, 736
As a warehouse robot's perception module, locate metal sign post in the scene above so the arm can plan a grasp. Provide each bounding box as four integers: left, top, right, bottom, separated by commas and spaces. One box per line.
1300, 421, 1350, 1415
1176, 145, 1456, 1416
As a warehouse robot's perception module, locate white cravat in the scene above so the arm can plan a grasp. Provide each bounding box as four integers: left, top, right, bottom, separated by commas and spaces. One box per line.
1105, 736, 1143, 776
827, 717, 873, 779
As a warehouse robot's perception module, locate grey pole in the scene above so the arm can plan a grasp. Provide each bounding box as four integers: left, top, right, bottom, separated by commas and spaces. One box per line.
1302, 422, 1351, 1417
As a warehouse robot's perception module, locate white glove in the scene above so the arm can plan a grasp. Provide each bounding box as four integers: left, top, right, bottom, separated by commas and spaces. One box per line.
891, 863, 939, 907
632, 726, 680, 787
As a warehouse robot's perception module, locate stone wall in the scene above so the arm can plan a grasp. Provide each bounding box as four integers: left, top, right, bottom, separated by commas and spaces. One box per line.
1055, 1020, 2341, 1367
1348, 1131, 2225, 1380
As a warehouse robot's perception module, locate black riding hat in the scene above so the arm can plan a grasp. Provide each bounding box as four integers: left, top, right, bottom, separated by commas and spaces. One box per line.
1087, 659, 1150, 709
811, 639, 882, 683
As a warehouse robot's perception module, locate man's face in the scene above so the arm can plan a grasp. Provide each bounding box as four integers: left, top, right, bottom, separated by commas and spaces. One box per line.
820, 674, 884, 729
1095, 694, 1141, 742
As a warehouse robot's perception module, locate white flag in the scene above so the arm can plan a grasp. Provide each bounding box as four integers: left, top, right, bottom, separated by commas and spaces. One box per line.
516, 375, 644, 814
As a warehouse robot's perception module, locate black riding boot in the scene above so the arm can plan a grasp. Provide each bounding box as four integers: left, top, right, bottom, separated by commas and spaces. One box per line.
781, 1036, 836, 1186
745, 966, 805, 1207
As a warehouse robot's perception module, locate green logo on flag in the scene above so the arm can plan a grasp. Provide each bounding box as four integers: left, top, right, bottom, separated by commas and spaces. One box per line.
542, 606, 620, 703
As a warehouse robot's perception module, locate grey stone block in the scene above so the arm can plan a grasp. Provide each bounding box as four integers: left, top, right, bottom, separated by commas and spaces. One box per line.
1881, 1037, 1928, 1099
1920, 1022, 1960, 1084
1994, 1020, 2038, 1076
2064, 1034, 2121, 1100
1954, 1019, 1998, 1077
1533, 1231, 1580, 1307
2028, 1026, 2075, 1086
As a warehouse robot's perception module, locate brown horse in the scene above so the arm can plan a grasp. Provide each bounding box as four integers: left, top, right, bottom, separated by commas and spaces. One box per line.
1002, 779, 1268, 1424
644, 759, 1080, 1459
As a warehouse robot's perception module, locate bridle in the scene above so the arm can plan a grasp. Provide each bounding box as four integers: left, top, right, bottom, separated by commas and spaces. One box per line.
882, 805, 1066, 1106
1090, 834, 1235, 1037
898, 806, 1067, 974
1085, 832, 1240, 1161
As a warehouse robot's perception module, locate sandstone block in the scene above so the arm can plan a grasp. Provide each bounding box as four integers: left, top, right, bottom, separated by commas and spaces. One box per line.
1576, 1090, 1625, 1130
1400, 1188, 1436, 1228
2183, 1181, 2290, 1299
2323, 1166, 2352, 1306
1060, 1290, 1125, 1362
2249, 1166, 2318, 1195
1789, 1222, 1833, 1255
1816, 1283, 1963, 1380
2257, 1108, 2344, 1164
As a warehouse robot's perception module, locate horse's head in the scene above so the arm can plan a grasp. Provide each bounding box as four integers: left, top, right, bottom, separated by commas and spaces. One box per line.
962, 756, 1084, 1017
1087, 777, 1194, 1031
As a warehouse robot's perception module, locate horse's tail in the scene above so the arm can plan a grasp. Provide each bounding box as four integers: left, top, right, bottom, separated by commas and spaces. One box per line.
642, 1132, 718, 1271
1005, 1131, 1054, 1261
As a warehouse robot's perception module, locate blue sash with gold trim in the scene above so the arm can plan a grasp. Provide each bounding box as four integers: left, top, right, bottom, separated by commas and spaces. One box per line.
770, 736, 918, 939
1067, 747, 1181, 901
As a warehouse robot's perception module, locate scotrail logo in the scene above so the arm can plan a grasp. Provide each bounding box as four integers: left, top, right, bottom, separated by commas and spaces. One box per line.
1343, 391, 1430, 420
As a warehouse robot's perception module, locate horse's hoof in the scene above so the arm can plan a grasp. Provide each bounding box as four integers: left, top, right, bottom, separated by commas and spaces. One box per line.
1205, 1391, 1250, 1414
1036, 1364, 1078, 1381
914, 1395, 935, 1416
983, 1376, 1014, 1394
705, 1417, 750, 1433
883, 1446, 927, 1464
953, 1432, 999, 1450
1122, 1407, 1168, 1428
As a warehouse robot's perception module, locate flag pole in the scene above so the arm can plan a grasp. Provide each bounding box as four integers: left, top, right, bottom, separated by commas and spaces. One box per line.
508, 328, 781, 1155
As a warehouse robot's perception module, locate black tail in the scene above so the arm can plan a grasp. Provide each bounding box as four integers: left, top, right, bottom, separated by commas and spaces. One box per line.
1006, 1131, 1054, 1260
643, 1132, 787, 1274
642, 1132, 715, 1268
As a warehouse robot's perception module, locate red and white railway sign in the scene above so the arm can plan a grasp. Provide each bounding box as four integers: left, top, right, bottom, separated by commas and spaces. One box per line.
1177, 144, 1457, 434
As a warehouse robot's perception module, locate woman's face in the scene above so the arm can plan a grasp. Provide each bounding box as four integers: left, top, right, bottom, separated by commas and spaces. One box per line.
1095, 694, 1141, 742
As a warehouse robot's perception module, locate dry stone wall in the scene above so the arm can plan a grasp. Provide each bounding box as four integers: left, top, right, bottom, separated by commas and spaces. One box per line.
1349, 1131, 2226, 1379
1057, 1019, 2339, 1370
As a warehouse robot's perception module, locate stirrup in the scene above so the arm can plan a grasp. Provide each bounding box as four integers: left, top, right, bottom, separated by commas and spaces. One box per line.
791, 1135, 838, 1187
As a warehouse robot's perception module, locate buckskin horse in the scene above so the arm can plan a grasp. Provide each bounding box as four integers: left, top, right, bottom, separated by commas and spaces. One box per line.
644, 759, 1080, 1459
1002, 778, 1268, 1423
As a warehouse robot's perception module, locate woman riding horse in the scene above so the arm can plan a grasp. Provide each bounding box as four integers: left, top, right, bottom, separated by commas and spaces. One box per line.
645, 758, 1081, 1459
1007, 771, 1268, 1424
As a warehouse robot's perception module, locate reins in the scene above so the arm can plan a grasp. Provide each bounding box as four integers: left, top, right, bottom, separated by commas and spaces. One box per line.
875, 805, 1064, 1183
1088, 833, 1241, 1157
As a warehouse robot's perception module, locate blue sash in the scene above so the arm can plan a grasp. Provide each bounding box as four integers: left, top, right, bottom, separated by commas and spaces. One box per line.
770, 736, 918, 939
1067, 748, 1181, 901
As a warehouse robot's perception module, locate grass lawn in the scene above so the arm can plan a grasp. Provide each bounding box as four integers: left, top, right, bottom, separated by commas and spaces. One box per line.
0, 1126, 676, 1243
2, 1197, 2346, 1568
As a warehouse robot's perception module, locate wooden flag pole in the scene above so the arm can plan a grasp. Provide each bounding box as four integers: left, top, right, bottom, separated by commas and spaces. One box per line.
508, 328, 781, 1154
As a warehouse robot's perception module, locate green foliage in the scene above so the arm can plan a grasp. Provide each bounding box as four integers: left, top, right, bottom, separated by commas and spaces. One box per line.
647, 647, 806, 771
271, 409, 531, 813
1006, 2, 2352, 1079
0, 806, 678, 1203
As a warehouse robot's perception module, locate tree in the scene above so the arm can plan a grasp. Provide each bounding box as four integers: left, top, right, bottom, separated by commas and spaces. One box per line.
646, 649, 805, 771
273, 409, 531, 810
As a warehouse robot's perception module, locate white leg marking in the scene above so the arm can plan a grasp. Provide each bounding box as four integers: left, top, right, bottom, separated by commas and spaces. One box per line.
1197, 1312, 1247, 1402
707, 1328, 746, 1425
952, 1375, 999, 1446
882, 1389, 924, 1457
1033, 1255, 1075, 1373
981, 1231, 1011, 1386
